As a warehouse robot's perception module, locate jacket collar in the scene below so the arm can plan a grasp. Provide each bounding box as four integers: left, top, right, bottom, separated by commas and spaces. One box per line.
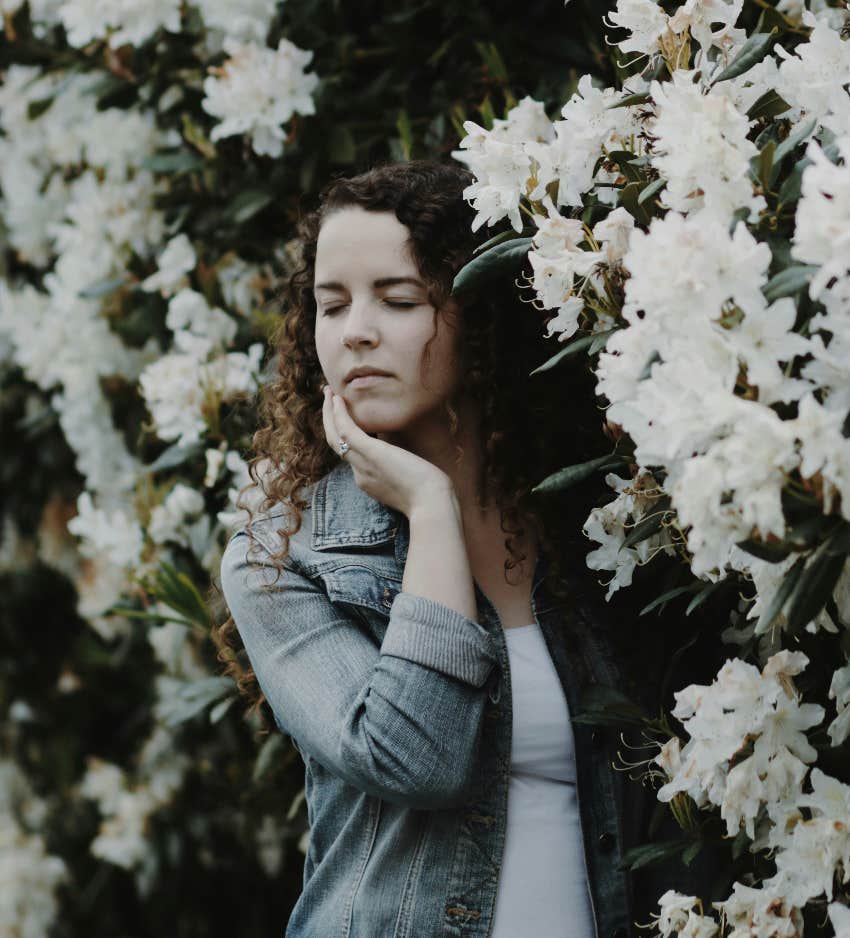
311, 460, 401, 550
310, 460, 551, 603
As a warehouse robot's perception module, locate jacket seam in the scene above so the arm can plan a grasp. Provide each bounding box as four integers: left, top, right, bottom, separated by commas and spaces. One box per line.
342, 795, 382, 938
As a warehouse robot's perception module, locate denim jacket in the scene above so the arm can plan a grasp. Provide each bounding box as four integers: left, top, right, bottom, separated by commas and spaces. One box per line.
220, 460, 725, 938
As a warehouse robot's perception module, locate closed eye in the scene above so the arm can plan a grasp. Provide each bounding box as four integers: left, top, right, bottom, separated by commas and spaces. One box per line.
320, 300, 419, 316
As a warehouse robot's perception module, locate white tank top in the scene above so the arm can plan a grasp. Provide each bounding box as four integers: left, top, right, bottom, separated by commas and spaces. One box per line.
490, 622, 596, 938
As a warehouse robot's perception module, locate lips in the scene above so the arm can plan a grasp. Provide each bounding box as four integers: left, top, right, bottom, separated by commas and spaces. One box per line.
344, 368, 393, 384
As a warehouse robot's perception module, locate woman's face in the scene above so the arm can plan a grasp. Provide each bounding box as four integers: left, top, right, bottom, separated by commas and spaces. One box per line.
313, 206, 464, 438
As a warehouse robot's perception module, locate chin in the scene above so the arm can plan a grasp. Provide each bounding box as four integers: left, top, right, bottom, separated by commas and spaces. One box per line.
344, 399, 412, 434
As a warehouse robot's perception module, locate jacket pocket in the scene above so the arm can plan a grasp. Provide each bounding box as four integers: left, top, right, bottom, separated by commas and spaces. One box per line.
321, 563, 403, 644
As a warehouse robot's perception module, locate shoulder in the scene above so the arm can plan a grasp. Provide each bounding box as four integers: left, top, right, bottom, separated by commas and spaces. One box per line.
224, 478, 321, 570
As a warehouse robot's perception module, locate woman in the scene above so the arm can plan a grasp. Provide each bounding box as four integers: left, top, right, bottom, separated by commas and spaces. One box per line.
217, 159, 723, 938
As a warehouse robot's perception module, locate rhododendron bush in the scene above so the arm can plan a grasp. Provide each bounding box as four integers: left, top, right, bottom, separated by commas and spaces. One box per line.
453, 0, 850, 934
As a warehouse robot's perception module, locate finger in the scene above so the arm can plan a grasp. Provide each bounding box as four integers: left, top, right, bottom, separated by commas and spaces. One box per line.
322, 387, 341, 453
332, 393, 370, 451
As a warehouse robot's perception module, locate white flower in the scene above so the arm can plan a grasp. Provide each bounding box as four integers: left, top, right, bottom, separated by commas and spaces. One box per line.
165, 288, 237, 348
141, 234, 197, 296
713, 881, 803, 938
655, 890, 701, 938
791, 393, 850, 519
139, 340, 262, 446
525, 75, 643, 210
55, 0, 182, 49
453, 121, 533, 233
828, 901, 850, 938
792, 135, 850, 302
657, 653, 823, 835
827, 663, 850, 747
67, 491, 144, 569
201, 38, 319, 158
193, 0, 277, 45
591, 206, 636, 266
583, 469, 673, 598
148, 483, 206, 547
605, 0, 671, 58
204, 446, 226, 487
775, 14, 850, 125
647, 68, 765, 224
668, 0, 745, 56
216, 254, 268, 315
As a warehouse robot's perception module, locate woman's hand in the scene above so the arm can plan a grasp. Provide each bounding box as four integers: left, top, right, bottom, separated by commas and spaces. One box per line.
321, 386, 454, 518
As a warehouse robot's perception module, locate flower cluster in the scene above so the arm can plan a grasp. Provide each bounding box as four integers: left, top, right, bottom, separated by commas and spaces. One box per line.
0, 2, 311, 929
455, 0, 850, 931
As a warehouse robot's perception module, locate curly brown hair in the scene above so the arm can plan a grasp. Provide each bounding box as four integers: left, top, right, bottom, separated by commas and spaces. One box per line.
212, 158, 609, 729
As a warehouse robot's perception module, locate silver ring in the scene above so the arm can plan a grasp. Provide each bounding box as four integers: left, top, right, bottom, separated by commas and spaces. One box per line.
338, 438, 350, 457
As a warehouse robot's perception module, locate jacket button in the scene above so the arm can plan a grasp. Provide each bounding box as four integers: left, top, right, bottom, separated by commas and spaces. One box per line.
591, 729, 604, 749
598, 831, 615, 850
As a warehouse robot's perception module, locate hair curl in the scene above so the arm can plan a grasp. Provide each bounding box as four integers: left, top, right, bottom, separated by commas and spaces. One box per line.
211, 158, 609, 730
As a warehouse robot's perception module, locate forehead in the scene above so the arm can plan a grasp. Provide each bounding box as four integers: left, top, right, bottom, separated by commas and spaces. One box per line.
314, 207, 420, 284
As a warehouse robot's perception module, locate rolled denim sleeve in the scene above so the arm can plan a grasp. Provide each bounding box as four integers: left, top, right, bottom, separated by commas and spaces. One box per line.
220, 531, 500, 810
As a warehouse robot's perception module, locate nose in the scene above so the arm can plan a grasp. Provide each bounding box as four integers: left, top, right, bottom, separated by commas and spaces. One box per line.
340, 297, 380, 349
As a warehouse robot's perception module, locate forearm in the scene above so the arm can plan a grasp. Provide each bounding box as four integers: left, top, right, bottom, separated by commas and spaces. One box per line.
403, 489, 477, 623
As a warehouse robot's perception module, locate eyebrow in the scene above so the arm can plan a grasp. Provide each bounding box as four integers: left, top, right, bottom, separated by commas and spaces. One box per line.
314, 277, 425, 293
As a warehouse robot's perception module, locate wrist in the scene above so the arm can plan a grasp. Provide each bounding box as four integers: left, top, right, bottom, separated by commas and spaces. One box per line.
407, 483, 460, 523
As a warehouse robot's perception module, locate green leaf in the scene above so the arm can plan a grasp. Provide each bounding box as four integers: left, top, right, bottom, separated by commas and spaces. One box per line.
617, 839, 690, 871
209, 695, 236, 724
754, 139, 777, 192
785, 524, 850, 635
146, 440, 205, 474
451, 237, 532, 298
727, 206, 751, 236
681, 840, 702, 866
784, 514, 835, 550
639, 585, 695, 617
746, 88, 792, 122
755, 555, 805, 634
622, 502, 670, 549
572, 683, 649, 728
769, 116, 818, 187
473, 227, 531, 256
589, 329, 615, 355
531, 452, 626, 494
617, 180, 652, 226
637, 177, 666, 206
530, 330, 616, 376
685, 580, 725, 616
736, 536, 793, 563
226, 189, 275, 225
395, 109, 413, 161
606, 91, 651, 110
730, 827, 750, 860
777, 159, 809, 206
253, 733, 284, 781
140, 150, 206, 174
144, 561, 212, 632
605, 150, 644, 185
711, 28, 778, 84
763, 264, 818, 302
475, 41, 509, 83
77, 276, 128, 299
102, 607, 195, 629
159, 677, 233, 728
